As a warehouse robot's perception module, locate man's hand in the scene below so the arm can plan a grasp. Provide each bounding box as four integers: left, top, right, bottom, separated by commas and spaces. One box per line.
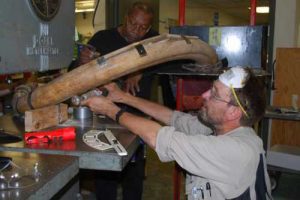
81, 96, 120, 119
124, 73, 142, 96
103, 82, 128, 103
79, 45, 100, 65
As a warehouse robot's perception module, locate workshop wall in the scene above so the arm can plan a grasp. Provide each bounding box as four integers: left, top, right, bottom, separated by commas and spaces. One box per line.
269, 0, 300, 147
272, 0, 300, 52
75, 0, 106, 42
159, 0, 248, 34
75, 0, 249, 39
76, 12, 95, 41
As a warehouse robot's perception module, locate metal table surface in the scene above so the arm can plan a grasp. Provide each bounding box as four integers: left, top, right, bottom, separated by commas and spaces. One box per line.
0, 113, 140, 171
0, 151, 78, 200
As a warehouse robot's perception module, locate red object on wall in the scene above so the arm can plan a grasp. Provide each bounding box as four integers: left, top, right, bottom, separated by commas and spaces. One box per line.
250, 0, 257, 25
179, 0, 186, 26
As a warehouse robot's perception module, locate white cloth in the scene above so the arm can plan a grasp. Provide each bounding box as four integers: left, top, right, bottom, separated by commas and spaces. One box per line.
155, 111, 271, 200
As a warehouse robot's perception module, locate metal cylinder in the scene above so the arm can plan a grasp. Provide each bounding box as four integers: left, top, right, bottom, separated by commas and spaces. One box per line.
73, 106, 93, 119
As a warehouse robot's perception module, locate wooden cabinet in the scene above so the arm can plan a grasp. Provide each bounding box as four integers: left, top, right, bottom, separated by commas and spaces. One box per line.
271, 48, 300, 146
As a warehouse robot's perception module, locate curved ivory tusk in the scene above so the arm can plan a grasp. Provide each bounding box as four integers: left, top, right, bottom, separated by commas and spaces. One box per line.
14, 34, 218, 113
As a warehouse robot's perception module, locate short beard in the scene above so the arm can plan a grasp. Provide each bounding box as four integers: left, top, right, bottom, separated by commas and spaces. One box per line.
197, 110, 215, 130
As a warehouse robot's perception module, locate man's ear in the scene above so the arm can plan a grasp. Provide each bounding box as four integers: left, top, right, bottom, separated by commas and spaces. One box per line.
226, 106, 242, 121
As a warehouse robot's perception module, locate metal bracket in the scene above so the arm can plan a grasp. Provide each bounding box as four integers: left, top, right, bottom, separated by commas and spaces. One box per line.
97, 56, 106, 66
135, 44, 147, 57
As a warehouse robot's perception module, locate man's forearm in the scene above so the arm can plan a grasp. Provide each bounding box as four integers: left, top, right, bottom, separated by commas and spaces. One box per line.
117, 111, 161, 149
101, 97, 161, 149
119, 93, 173, 125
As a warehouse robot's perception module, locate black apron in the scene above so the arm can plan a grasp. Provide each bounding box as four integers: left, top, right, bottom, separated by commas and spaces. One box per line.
227, 154, 269, 200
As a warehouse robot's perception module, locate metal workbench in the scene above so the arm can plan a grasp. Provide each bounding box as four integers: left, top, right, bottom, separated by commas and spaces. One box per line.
0, 113, 140, 171
0, 151, 78, 200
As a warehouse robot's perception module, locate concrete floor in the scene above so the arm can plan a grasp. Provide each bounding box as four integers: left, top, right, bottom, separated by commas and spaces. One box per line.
142, 147, 185, 200
271, 172, 300, 200
81, 147, 300, 200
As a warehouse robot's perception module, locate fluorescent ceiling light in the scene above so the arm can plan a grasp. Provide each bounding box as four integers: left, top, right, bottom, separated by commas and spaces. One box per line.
75, 0, 95, 12
75, 8, 95, 13
248, 6, 269, 13
76, 0, 94, 7
256, 6, 269, 13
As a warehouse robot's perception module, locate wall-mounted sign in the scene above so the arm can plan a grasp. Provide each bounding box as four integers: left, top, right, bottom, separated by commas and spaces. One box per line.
29, 0, 61, 21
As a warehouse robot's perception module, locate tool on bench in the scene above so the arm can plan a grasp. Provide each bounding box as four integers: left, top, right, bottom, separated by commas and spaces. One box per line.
24, 127, 76, 144
83, 129, 127, 156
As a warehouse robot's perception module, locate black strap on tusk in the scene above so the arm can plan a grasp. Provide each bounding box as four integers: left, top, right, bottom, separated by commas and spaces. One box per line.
135, 44, 147, 57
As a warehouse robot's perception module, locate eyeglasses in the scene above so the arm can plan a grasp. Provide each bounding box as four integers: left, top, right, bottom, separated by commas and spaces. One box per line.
210, 83, 249, 117
209, 85, 233, 105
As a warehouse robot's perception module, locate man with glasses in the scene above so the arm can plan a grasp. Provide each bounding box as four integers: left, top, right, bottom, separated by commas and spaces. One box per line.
82, 67, 272, 200
77, 2, 158, 200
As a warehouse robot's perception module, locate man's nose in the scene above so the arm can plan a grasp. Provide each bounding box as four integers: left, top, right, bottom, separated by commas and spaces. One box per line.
132, 27, 141, 34
202, 89, 211, 100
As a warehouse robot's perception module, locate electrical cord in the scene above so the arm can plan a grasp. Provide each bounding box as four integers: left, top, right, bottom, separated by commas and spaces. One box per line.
92, 0, 101, 28
271, 59, 276, 90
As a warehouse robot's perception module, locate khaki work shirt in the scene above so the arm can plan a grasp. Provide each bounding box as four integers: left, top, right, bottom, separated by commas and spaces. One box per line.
155, 111, 271, 200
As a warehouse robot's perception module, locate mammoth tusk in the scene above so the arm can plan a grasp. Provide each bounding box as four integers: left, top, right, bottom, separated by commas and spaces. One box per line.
13, 34, 218, 113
